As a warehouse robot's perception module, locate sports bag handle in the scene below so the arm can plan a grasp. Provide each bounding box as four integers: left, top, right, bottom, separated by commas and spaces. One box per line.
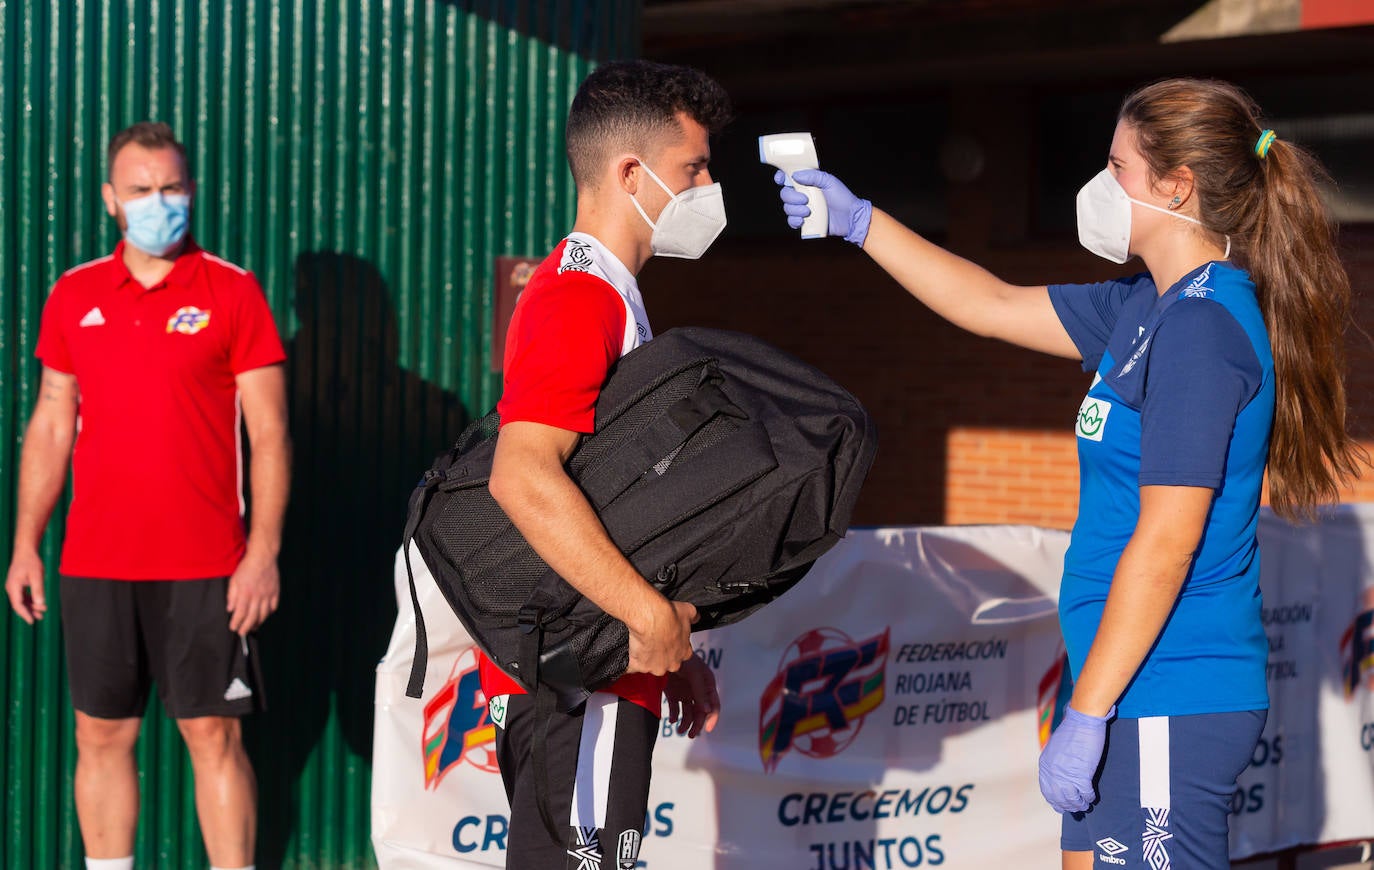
577, 363, 744, 509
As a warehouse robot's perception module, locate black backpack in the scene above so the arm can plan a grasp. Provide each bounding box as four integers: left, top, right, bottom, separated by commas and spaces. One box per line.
401, 326, 877, 709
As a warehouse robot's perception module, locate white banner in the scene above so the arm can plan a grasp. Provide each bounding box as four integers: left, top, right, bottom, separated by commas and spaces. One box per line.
1228, 505, 1374, 857
372, 509, 1374, 868
372, 545, 512, 870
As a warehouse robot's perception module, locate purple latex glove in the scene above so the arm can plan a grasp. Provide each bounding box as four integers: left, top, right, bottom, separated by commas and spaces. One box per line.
1038, 705, 1115, 813
774, 168, 873, 246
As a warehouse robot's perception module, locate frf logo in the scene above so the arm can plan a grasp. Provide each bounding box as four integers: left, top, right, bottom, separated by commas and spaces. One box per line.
1341, 607, 1374, 700
422, 647, 498, 788
758, 626, 889, 773
166, 306, 210, 334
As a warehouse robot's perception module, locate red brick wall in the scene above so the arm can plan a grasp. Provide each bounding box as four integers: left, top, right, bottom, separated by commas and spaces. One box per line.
945, 428, 1079, 529
1333, 227, 1374, 509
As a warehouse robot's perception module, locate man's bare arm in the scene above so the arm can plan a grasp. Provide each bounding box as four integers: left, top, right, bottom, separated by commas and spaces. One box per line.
5, 368, 80, 623
490, 420, 696, 676
226, 363, 290, 635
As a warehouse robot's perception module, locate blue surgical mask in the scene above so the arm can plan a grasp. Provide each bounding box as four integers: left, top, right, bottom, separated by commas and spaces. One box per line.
120, 192, 191, 257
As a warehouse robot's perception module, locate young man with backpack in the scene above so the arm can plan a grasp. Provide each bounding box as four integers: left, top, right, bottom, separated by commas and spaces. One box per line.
480, 59, 733, 867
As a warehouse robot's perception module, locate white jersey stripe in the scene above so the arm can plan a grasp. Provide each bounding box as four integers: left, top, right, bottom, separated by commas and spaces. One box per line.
1138, 715, 1171, 810
200, 250, 250, 275
60, 253, 115, 278
235, 390, 246, 517
569, 693, 620, 830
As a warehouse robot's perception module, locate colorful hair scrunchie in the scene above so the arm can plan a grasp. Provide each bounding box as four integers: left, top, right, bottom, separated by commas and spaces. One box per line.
1254, 129, 1277, 159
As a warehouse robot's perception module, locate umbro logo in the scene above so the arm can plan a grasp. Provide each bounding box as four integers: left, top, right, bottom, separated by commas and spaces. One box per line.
79, 307, 106, 327
1096, 837, 1129, 865
223, 678, 253, 701
1097, 838, 1128, 855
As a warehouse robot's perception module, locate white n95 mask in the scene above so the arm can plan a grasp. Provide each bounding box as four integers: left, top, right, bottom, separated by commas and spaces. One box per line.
629, 160, 727, 259
1075, 167, 1223, 264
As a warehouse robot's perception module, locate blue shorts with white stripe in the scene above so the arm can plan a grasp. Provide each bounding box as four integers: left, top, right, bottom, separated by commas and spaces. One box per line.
1061, 710, 1266, 869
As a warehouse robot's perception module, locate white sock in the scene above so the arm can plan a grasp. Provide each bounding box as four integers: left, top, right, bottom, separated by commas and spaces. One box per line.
85, 859, 134, 870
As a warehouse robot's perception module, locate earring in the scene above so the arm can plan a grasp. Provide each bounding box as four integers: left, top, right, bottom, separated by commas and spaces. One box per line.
1170, 196, 1181, 208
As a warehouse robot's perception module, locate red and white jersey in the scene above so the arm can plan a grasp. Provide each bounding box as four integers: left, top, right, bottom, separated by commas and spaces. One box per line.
482, 232, 665, 713
496, 233, 651, 434
556, 231, 652, 355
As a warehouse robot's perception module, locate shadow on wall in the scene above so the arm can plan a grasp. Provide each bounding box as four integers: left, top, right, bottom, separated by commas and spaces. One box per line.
244, 251, 466, 868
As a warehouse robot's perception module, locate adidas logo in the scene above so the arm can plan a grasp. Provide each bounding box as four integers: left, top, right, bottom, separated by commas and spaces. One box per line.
79, 307, 106, 327
223, 678, 253, 701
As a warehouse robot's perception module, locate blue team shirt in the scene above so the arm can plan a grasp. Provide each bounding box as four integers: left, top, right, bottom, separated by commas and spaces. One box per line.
1048, 261, 1273, 717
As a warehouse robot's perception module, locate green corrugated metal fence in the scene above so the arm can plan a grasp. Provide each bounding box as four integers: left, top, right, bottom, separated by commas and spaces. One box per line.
0, 2, 640, 866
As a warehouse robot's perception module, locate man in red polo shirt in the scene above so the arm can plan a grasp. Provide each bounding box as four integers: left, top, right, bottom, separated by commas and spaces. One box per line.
4, 122, 289, 870
481, 60, 731, 868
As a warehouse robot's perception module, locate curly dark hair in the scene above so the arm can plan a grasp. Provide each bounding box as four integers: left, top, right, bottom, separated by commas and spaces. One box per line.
565, 59, 733, 187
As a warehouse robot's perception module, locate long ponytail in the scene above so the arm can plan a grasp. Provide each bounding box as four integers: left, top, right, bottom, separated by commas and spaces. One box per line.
1248, 139, 1366, 518
1120, 78, 1367, 521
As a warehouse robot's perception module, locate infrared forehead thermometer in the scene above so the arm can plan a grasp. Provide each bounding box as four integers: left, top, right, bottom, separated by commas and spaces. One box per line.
759, 132, 828, 240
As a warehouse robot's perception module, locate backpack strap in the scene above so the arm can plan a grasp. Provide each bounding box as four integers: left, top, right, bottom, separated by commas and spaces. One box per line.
516, 584, 591, 711
517, 601, 584, 848
530, 681, 565, 847
403, 468, 446, 699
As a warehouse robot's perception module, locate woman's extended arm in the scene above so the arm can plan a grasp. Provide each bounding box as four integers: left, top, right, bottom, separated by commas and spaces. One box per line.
781, 169, 1081, 359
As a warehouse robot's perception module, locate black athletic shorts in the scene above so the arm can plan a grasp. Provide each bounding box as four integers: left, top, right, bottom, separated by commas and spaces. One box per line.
60, 575, 265, 719
493, 692, 658, 869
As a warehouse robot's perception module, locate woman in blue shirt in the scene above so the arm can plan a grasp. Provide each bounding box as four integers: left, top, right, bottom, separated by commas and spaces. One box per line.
776, 78, 1366, 868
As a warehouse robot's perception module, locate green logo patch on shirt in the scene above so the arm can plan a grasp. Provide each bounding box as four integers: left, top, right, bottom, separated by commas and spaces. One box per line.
488, 694, 509, 729
1076, 396, 1111, 441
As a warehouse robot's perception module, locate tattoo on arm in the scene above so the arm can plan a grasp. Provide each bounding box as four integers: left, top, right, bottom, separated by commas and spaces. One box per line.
38, 371, 77, 403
